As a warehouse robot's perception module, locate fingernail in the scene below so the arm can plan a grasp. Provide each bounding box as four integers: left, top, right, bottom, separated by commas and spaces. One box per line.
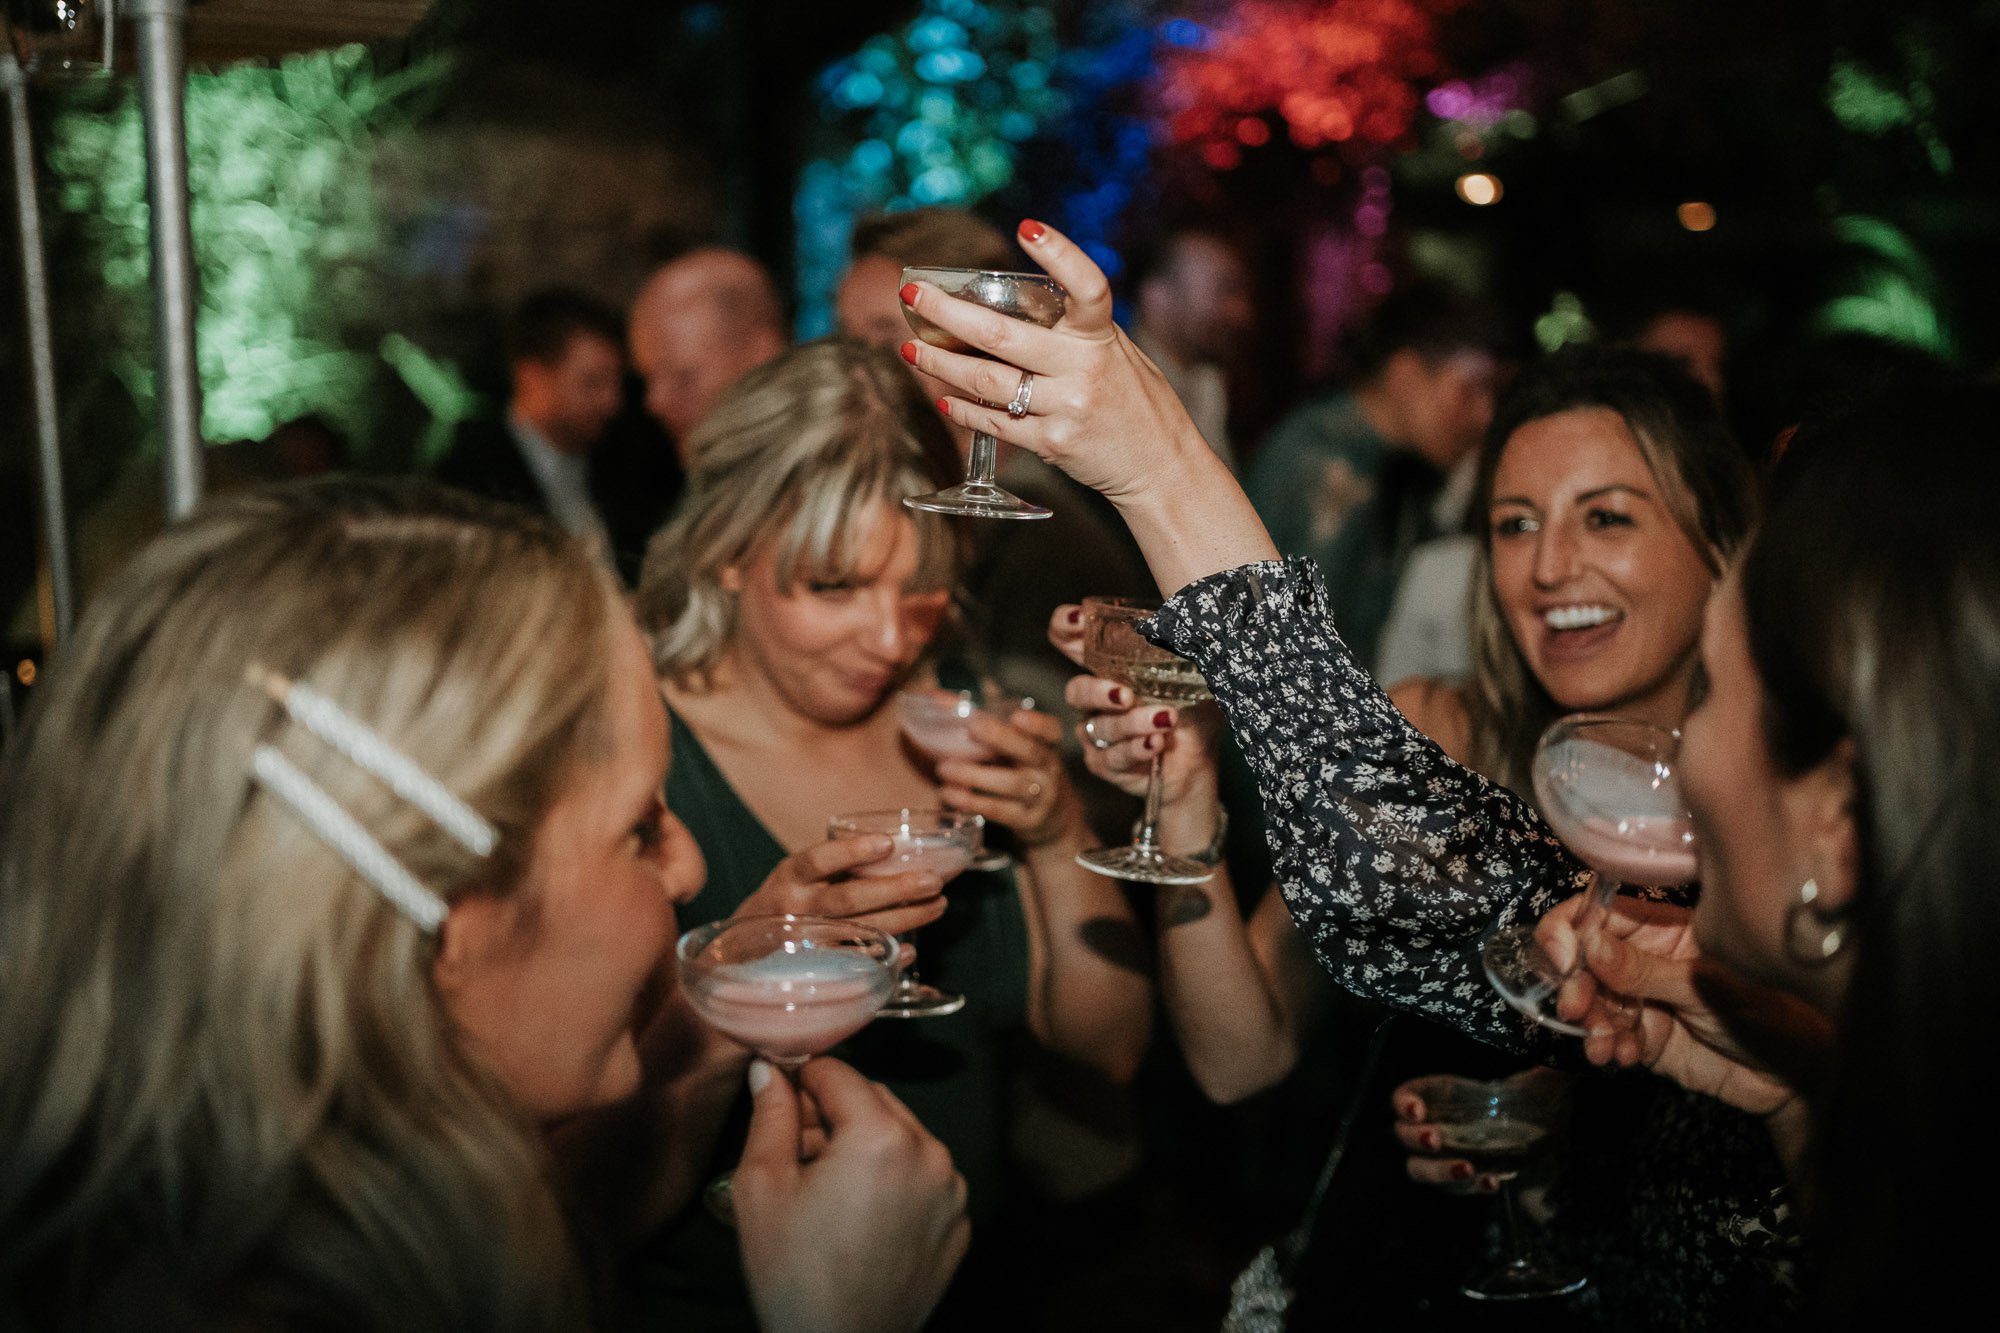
900, 282, 920, 305
1421, 1130, 1440, 1151
899, 340, 919, 365
915, 873, 944, 894
1067, 607, 1083, 625
1450, 1161, 1472, 1181
747, 1059, 773, 1094
1019, 219, 1047, 243
1110, 687, 1129, 707
935, 398, 952, 417
1145, 734, 1163, 752
1153, 710, 1172, 729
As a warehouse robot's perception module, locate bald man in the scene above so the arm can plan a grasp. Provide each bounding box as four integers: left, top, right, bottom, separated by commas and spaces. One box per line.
629, 247, 788, 461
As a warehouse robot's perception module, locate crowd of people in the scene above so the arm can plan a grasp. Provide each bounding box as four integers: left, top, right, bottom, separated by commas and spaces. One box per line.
0, 203, 1991, 1333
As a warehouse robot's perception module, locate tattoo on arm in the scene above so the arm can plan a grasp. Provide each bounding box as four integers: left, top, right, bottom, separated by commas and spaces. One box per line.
1162, 886, 1214, 927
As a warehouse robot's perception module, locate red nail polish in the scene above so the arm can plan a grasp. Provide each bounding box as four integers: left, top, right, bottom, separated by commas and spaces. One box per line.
935, 398, 951, 416
1018, 219, 1047, 243
900, 282, 920, 305
899, 341, 918, 365
1110, 687, 1129, 707
1153, 710, 1172, 729
1451, 1162, 1473, 1181
1067, 607, 1082, 624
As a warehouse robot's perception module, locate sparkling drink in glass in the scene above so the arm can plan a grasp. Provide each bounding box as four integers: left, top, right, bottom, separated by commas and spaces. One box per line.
900, 265, 1066, 520
1074, 596, 1216, 885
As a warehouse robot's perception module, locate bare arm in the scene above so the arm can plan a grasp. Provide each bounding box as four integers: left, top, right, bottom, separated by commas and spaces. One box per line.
938, 705, 1152, 1082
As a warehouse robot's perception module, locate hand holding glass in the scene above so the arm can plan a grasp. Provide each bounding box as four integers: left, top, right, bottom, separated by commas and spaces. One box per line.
1407, 1069, 1587, 1302
677, 913, 900, 1223
1482, 715, 1697, 1036
900, 265, 1066, 520
1074, 596, 1216, 885
826, 808, 979, 1018
895, 685, 1036, 870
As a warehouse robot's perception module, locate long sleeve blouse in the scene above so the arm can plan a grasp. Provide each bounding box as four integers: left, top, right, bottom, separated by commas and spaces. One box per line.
1146, 558, 1799, 1328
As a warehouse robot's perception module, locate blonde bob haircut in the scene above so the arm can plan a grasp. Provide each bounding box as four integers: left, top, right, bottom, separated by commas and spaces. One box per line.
0, 479, 623, 1328
638, 337, 965, 684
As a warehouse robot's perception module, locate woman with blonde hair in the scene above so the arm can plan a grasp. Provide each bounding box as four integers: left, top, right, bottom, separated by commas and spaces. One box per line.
0, 479, 967, 1332
629, 338, 1151, 1328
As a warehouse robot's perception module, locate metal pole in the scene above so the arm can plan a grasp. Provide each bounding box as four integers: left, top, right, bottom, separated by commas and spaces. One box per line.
127, 0, 202, 518
2, 48, 76, 645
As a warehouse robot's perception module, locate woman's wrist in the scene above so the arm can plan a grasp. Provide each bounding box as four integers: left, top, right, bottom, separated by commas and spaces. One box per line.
1111, 449, 1279, 597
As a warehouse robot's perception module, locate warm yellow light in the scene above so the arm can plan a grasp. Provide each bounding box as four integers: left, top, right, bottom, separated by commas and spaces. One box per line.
1455, 172, 1502, 206
1678, 201, 1717, 232
15, 659, 35, 687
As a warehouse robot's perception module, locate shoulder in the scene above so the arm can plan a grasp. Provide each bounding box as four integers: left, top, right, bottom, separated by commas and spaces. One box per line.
1387, 677, 1475, 766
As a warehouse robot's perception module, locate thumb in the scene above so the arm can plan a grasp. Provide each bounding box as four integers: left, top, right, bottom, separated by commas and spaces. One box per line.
1586, 930, 1701, 1009
736, 1059, 802, 1181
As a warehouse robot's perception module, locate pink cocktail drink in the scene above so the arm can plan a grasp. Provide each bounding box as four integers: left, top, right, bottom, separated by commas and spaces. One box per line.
1533, 734, 1698, 886
695, 950, 896, 1063
849, 833, 974, 881
895, 688, 997, 761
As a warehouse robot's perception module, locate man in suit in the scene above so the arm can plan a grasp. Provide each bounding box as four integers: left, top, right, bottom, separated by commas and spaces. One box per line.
434, 288, 671, 583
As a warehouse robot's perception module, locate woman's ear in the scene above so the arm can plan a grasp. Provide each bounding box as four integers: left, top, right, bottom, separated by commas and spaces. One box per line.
431, 891, 514, 999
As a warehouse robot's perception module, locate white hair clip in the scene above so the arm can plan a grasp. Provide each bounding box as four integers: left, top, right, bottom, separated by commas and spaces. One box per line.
251, 744, 450, 933
246, 666, 497, 858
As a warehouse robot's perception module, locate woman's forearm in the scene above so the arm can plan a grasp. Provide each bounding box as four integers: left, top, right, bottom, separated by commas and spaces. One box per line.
1016, 827, 1154, 1084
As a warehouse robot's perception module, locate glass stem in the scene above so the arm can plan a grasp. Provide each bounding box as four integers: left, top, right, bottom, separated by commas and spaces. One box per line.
1497, 1180, 1531, 1270
1134, 754, 1166, 855
966, 431, 999, 487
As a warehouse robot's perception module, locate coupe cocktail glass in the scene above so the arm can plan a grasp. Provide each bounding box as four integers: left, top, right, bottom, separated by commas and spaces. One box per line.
894, 685, 1036, 870
1409, 1069, 1588, 1302
1074, 596, 1216, 885
900, 265, 1066, 520
826, 808, 980, 1017
1481, 715, 1697, 1035
678, 913, 899, 1224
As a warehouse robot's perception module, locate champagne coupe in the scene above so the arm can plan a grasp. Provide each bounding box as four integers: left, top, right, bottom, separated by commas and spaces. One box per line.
1481, 714, 1698, 1036
894, 684, 1037, 870
900, 265, 1066, 520
678, 913, 900, 1224
1074, 596, 1217, 885
1408, 1069, 1588, 1302
826, 808, 980, 1018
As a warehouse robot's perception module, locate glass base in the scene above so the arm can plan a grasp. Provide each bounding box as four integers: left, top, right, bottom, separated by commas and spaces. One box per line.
877, 979, 967, 1018
1461, 1259, 1590, 1302
1075, 844, 1216, 886
704, 1171, 737, 1228
904, 483, 1051, 520
967, 849, 1012, 872
1481, 924, 1586, 1037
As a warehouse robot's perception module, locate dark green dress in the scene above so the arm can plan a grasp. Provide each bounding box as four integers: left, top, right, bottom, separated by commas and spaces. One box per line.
617, 690, 1032, 1331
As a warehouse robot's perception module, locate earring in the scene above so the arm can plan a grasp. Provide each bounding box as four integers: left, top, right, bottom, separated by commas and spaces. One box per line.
1782, 877, 1847, 966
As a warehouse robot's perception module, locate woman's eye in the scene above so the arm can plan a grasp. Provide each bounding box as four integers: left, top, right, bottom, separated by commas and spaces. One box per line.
1585, 508, 1635, 531
808, 580, 858, 598
632, 801, 667, 853
1491, 514, 1536, 538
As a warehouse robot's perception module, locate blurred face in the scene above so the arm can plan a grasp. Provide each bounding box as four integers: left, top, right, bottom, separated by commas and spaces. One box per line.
835, 254, 912, 350
1399, 349, 1500, 470
1637, 311, 1727, 401
725, 503, 951, 726
1683, 577, 1844, 1000
516, 333, 624, 456
1488, 407, 1713, 732
438, 618, 705, 1122
1153, 235, 1254, 363
631, 307, 779, 454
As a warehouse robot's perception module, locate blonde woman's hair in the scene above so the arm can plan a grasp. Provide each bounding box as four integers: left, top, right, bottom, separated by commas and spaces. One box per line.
1462, 345, 1757, 792
0, 479, 623, 1328
637, 337, 966, 684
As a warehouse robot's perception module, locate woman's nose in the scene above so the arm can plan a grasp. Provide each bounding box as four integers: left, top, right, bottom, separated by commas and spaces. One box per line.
1532, 524, 1579, 586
